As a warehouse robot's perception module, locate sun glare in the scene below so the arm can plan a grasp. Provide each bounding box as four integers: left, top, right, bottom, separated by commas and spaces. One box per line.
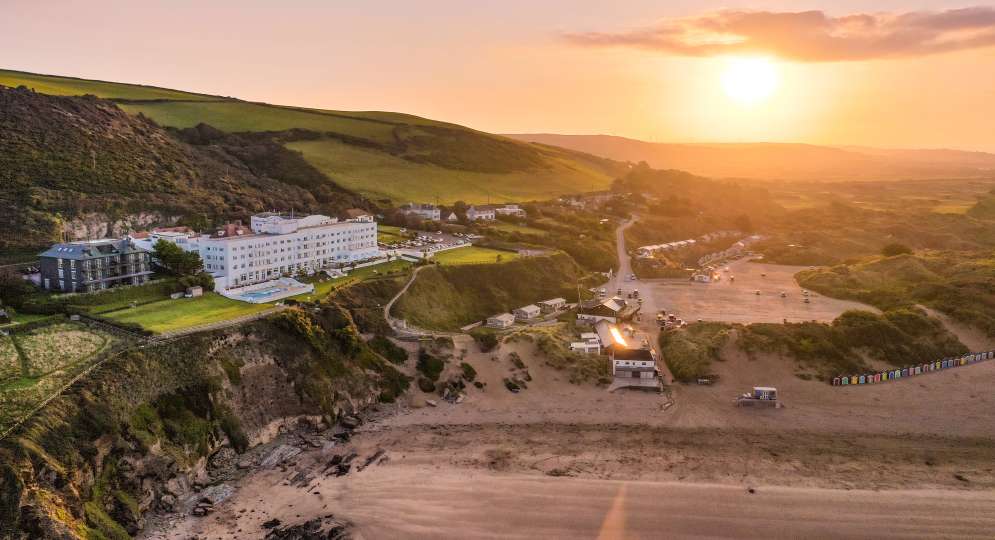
721, 57, 778, 104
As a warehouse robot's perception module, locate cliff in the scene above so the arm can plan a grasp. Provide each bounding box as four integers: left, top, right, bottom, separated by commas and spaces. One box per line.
0, 304, 408, 538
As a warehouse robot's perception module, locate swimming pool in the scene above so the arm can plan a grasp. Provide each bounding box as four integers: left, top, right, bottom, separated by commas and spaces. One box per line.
239, 287, 282, 300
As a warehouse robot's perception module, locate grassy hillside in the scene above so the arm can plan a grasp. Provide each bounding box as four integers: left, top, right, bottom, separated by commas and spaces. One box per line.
290, 138, 612, 203
797, 252, 995, 337
2, 69, 625, 206
0, 85, 365, 249
394, 253, 583, 330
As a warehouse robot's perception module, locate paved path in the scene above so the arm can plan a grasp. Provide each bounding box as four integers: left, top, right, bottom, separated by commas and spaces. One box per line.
605, 216, 676, 384
383, 266, 461, 339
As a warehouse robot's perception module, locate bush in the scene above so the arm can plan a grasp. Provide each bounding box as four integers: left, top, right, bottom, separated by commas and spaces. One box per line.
368, 334, 408, 364
882, 243, 913, 257
459, 362, 477, 382
470, 327, 499, 352
417, 377, 436, 393
658, 323, 731, 383
416, 349, 445, 382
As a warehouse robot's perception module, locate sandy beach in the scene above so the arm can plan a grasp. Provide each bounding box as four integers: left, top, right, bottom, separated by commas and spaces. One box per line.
146, 327, 995, 539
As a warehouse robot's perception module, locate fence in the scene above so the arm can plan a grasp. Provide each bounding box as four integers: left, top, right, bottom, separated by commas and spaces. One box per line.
832, 351, 995, 386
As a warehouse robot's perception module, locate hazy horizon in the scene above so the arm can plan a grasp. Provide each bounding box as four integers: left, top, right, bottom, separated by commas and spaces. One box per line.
6, 0, 995, 152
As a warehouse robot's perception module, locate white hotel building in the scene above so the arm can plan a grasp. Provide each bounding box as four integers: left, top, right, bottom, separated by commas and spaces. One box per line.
199, 212, 379, 291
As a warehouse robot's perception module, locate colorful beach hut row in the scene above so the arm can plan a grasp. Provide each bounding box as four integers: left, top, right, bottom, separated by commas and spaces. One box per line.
832, 351, 995, 386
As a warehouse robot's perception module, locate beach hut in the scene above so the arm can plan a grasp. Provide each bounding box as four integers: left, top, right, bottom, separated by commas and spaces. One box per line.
850, 375, 858, 385
859, 375, 866, 384
832, 377, 840, 386
842, 377, 849, 386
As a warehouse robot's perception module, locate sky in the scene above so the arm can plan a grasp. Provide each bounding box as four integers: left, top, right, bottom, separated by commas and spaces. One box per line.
4, 0, 995, 151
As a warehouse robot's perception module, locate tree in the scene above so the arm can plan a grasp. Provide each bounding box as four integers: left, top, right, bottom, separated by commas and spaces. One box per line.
734, 214, 754, 233
0, 269, 34, 309
881, 243, 912, 257
153, 239, 204, 276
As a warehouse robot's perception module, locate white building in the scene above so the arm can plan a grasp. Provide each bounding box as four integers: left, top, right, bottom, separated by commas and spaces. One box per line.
539, 298, 566, 313
486, 313, 515, 329
514, 304, 541, 321
400, 203, 441, 221
493, 204, 526, 218
130, 226, 201, 253
466, 206, 496, 221
199, 212, 379, 291
570, 332, 601, 355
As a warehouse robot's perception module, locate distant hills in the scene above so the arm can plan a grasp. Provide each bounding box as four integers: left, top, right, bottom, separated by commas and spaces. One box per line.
0, 69, 625, 209
505, 134, 995, 181
0, 69, 628, 251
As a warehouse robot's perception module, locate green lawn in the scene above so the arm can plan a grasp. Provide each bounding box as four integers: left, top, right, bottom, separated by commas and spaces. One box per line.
0, 311, 52, 329
378, 225, 410, 244
432, 247, 519, 265
102, 293, 271, 334
486, 222, 549, 236
302, 260, 413, 301
287, 138, 613, 204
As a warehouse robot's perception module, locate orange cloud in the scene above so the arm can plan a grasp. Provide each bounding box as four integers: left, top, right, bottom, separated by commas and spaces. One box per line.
563, 7, 995, 61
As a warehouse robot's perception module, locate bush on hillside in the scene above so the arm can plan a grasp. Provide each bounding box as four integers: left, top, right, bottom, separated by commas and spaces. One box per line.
470, 327, 499, 352
368, 334, 408, 364
416, 349, 446, 382
881, 243, 912, 257
658, 323, 731, 382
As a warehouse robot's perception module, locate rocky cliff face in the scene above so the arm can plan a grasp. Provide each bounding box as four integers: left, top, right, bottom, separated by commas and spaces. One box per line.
0, 304, 408, 539
62, 212, 179, 243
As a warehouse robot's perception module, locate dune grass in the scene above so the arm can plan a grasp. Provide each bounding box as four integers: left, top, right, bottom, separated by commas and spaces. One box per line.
102, 293, 271, 334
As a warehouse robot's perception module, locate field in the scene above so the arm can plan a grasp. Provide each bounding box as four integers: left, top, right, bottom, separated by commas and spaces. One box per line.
16, 323, 113, 377
0, 69, 217, 101
0, 321, 117, 433
118, 101, 399, 142
377, 225, 410, 244
287, 138, 613, 204
0, 336, 21, 384
485, 222, 549, 236
432, 246, 519, 265
102, 293, 272, 334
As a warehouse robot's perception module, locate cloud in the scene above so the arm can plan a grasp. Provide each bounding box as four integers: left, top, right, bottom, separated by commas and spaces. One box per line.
563, 7, 995, 61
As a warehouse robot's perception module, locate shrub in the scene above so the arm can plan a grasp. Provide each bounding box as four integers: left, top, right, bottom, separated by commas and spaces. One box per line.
368, 335, 408, 364
417, 377, 436, 393
658, 323, 731, 383
416, 349, 445, 382
459, 362, 477, 382
470, 327, 499, 352
882, 243, 912, 257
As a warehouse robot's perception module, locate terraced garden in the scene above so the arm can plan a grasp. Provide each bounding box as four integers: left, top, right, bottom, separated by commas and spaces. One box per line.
0, 321, 119, 435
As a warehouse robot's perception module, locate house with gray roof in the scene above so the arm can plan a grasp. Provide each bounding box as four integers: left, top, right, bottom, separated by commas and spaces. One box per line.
38, 238, 152, 293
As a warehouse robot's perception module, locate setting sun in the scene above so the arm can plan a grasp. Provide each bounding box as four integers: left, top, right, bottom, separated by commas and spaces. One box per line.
721, 57, 779, 104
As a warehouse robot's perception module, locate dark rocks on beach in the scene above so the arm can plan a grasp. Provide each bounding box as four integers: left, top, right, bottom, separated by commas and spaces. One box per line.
263, 515, 352, 540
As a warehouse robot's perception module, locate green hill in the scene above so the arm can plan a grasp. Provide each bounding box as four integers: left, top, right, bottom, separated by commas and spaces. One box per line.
1, 69, 625, 206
